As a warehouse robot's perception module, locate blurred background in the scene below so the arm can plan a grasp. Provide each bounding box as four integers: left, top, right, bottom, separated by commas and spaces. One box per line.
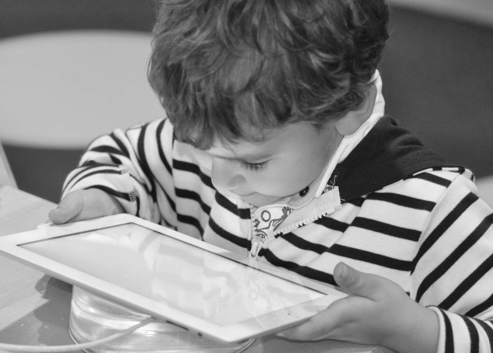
1, 0, 493, 203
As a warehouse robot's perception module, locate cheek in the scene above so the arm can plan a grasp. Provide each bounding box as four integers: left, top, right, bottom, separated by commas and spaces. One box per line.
248, 160, 320, 196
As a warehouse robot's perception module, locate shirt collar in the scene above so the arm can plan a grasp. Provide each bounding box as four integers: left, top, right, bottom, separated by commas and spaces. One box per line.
333, 116, 453, 202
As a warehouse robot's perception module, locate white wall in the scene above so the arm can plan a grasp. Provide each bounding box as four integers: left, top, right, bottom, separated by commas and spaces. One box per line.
388, 0, 493, 26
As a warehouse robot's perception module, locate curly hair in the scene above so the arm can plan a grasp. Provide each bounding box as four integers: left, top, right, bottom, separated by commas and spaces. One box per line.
148, 0, 389, 149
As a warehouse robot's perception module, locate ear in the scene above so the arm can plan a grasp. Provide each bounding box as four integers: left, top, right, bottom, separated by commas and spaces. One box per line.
335, 84, 378, 136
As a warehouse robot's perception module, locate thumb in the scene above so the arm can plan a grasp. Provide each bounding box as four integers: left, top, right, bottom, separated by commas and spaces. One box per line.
48, 192, 84, 224
334, 262, 379, 297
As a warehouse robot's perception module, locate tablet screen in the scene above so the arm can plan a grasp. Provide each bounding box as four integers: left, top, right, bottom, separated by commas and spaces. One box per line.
20, 223, 325, 326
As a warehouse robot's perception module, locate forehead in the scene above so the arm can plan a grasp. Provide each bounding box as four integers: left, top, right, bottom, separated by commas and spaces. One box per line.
206, 123, 321, 158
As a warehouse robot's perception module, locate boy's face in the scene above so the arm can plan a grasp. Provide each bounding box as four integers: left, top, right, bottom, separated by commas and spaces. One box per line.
191, 122, 343, 207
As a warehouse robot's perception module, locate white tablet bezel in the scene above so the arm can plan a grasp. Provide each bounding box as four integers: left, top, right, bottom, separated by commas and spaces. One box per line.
0, 214, 345, 343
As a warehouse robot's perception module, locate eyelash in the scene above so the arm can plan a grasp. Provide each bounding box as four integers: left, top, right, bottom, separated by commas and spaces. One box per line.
240, 161, 267, 172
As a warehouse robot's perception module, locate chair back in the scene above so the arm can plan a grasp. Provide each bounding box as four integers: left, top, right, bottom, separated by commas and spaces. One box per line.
0, 143, 17, 187
477, 176, 493, 208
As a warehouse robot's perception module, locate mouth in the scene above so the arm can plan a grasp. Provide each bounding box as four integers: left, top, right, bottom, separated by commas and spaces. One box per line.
234, 191, 256, 198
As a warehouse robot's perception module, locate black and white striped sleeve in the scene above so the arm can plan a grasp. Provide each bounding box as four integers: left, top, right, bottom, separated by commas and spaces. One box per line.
412, 171, 493, 353
62, 118, 175, 223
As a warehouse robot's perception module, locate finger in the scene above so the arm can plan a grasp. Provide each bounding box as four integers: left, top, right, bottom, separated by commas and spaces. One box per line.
278, 304, 346, 341
279, 319, 332, 341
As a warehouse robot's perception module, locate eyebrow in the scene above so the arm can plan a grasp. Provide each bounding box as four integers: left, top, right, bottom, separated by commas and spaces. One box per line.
207, 151, 271, 163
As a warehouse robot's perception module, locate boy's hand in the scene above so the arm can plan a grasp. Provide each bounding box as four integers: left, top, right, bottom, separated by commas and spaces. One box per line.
279, 263, 439, 353
49, 189, 124, 224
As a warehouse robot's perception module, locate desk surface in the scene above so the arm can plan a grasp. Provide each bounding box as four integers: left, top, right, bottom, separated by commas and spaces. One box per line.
0, 185, 392, 353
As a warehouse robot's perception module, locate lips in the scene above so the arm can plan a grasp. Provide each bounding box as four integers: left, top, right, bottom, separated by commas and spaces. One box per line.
234, 191, 256, 197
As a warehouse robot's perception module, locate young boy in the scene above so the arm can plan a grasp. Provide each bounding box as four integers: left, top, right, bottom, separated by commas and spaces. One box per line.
49, 0, 493, 352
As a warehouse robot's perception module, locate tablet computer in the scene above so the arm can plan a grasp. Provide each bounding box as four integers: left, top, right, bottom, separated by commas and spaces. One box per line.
0, 214, 346, 343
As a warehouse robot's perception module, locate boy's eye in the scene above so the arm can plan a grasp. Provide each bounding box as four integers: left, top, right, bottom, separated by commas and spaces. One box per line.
240, 161, 267, 172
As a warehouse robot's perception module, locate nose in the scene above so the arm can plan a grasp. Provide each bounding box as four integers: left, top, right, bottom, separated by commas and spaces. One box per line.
210, 158, 244, 191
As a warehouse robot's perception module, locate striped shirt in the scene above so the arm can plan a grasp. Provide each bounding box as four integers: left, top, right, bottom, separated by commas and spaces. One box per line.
63, 116, 493, 353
